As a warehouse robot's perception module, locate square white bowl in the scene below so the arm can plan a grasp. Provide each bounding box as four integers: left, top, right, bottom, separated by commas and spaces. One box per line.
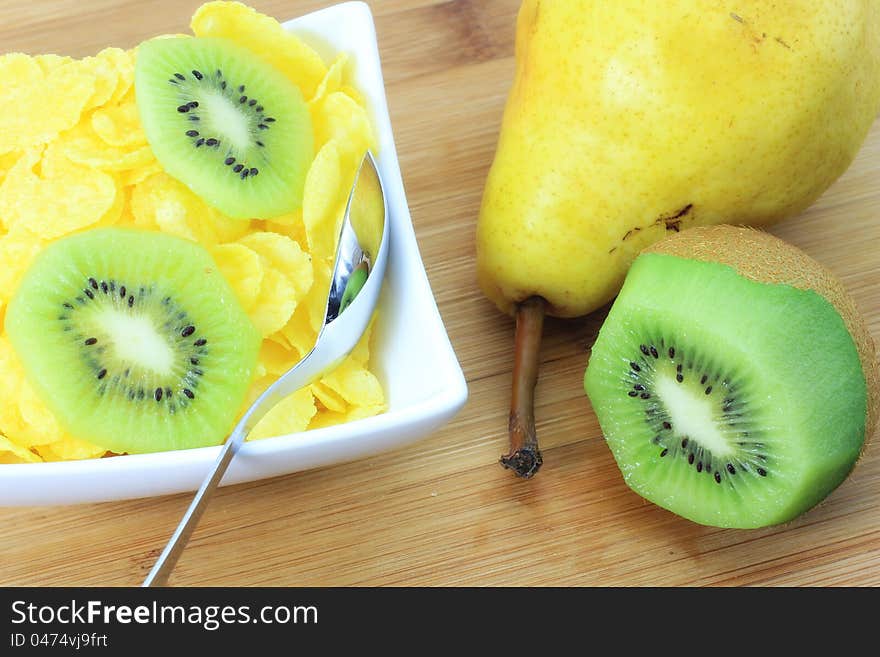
0, 1, 468, 506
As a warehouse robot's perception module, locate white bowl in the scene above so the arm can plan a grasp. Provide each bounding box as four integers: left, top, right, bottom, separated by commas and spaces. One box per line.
0, 1, 468, 506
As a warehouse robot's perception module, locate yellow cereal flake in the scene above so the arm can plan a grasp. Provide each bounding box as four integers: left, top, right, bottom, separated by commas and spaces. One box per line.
72, 142, 155, 173
266, 330, 292, 351
346, 404, 388, 421
349, 316, 377, 366
210, 243, 264, 312
91, 94, 148, 148
236, 232, 314, 336
51, 122, 156, 173
258, 338, 301, 376
121, 160, 164, 187
131, 171, 200, 238
0, 399, 26, 449
249, 387, 317, 441
0, 434, 41, 463
17, 379, 69, 446
0, 335, 28, 437
264, 213, 308, 250
0, 231, 44, 306
207, 212, 253, 243
95, 47, 135, 106
131, 172, 232, 245
35, 435, 108, 462
311, 381, 347, 413
340, 84, 366, 108
319, 357, 385, 408
309, 53, 348, 105
191, 1, 328, 98
273, 264, 330, 369
0, 53, 95, 155
263, 209, 303, 227
248, 373, 274, 404
278, 304, 318, 360
307, 259, 333, 332
247, 267, 299, 337
97, 175, 126, 227
80, 51, 120, 110
239, 231, 312, 281
0, 345, 97, 461
34, 54, 72, 75
278, 257, 329, 353
311, 91, 376, 165
0, 150, 21, 191
0, 147, 117, 239
307, 403, 386, 430
307, 409, 348, 430
303, 140, 344, 258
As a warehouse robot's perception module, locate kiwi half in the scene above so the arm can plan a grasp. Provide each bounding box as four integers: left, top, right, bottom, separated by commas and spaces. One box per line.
3, 227, 261, 454
135, 36, 313, 219
584, 226, 877, 529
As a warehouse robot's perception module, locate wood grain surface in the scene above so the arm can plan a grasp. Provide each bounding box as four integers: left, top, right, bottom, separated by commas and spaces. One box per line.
1, 0, 879, 587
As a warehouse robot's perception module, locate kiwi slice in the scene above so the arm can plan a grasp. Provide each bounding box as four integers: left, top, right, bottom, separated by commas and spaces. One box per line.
135, 36, 313, 219
3, 227, 261, 454
584, 226, 876, 529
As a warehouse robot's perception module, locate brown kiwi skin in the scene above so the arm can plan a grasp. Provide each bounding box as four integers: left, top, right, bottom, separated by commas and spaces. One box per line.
644, 225, 879, 452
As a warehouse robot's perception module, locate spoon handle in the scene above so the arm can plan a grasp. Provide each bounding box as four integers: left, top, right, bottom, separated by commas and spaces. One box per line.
141, 257, 373, 585
141, 348, 329, 587
141, 422, 245, 587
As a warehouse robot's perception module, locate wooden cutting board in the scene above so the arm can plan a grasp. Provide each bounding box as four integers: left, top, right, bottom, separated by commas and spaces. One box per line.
1, 0, 878, 586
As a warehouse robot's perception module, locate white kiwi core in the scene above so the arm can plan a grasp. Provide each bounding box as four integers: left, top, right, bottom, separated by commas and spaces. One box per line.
98, 309, 175, 376
202, 89, 252, 150
654, 372, 735, 458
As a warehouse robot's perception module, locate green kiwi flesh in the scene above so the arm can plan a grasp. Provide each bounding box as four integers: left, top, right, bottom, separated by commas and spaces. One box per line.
3, 227, 261, 454
135, 36, 313, 219
583, 253, 867, 529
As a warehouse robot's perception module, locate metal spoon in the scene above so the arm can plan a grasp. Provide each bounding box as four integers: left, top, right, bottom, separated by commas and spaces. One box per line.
143, 151, 389, 586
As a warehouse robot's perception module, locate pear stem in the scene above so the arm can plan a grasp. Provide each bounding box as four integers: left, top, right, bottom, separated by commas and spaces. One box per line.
500, 296, 546, 478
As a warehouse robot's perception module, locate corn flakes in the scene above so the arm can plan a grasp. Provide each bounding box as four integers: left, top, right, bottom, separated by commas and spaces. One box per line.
191, 1, 328, 99
0, 1, 385, 462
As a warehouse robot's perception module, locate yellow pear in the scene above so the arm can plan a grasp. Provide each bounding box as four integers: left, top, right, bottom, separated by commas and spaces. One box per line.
477, 0, 880, 477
